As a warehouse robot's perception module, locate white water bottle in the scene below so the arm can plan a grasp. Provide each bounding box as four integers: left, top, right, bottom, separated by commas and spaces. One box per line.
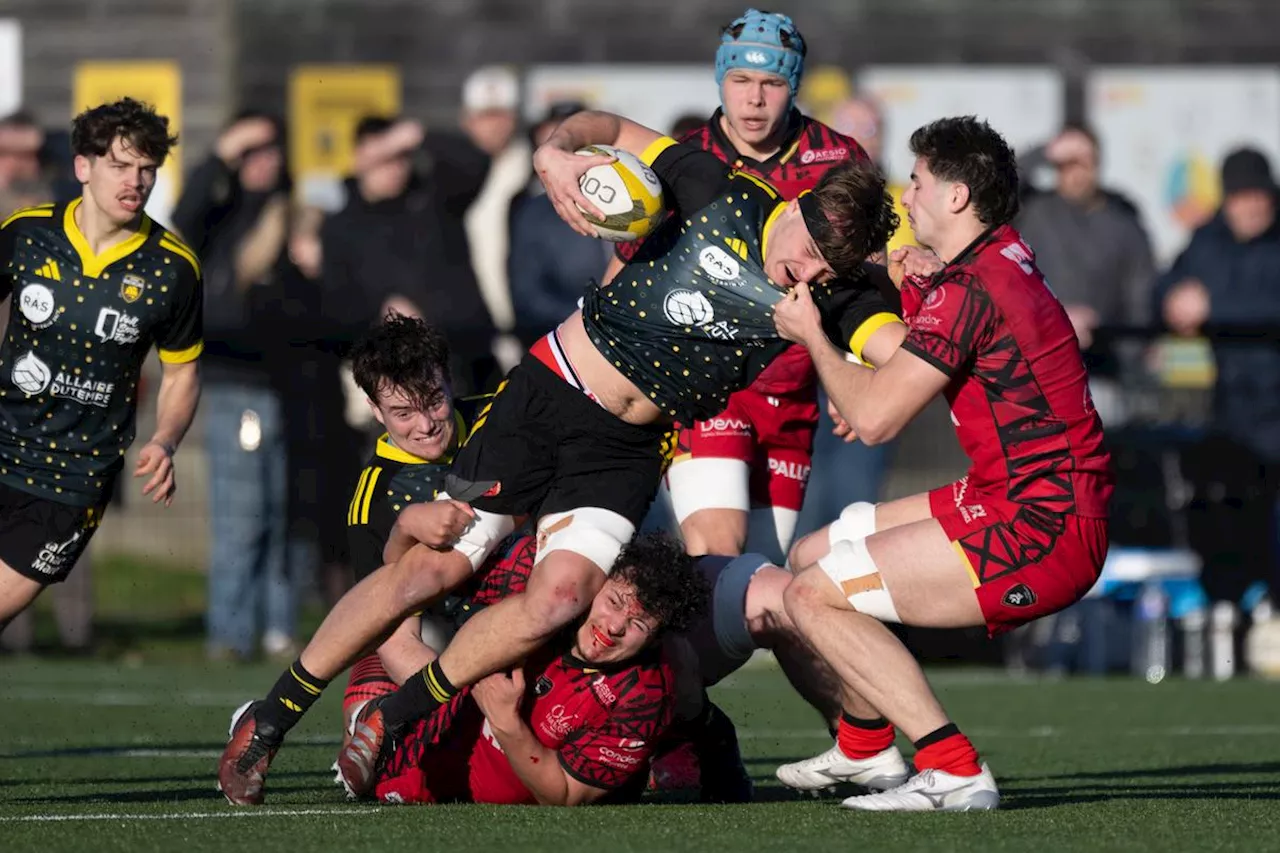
1181, 607, 1206, 679
1210, 601, 1238, 682
1133, 583, 1169, 683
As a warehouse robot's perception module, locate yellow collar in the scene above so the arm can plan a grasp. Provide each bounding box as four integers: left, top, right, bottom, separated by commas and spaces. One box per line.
64, 197, 152, 278
760, 200, 788, 263
374, 410, 467, 465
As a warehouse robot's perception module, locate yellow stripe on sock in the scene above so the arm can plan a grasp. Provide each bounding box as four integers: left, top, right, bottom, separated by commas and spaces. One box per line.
290, 665, 323, 696
423, 667, 451, 703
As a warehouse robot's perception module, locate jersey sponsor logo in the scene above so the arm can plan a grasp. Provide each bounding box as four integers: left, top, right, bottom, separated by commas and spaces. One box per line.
698, 416, 750, 434
999, 241, 1035, 276
597, 746, 642, 768
538, 703, 579, 740
1001, 583, 1037, 608
119, 274, 145, 304
591, 675, 617, 708
51, 371, 115, 408
767, 458, 811, 482
909, 314, 943, 328
663, 289, 715, 327
11, 350, 51, 395
31, 527, 87, 577
18, 283, 56, 329
799, 147, 849, 165
958, 503, 987, 523
698, 245, 741, 282
922, 286, 946, 310
534, 674, 554, 696
951, 476, 969, 508
94, 307, 141, 345
617, 738, 646, 750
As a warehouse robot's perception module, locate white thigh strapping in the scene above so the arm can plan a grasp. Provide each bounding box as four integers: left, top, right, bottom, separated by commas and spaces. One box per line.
435, 492, 515, 571
745, 506, 799, 566
666, 457, 751, 521
828, 501, 877, 548
817, 537, 901, 623
535, 507, 635, 575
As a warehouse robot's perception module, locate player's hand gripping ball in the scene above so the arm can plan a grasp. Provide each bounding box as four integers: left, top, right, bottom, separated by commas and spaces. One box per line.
574, 145, 665, 242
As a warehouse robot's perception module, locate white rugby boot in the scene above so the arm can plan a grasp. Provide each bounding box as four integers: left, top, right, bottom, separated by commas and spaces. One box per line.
775, 743, 910, 792
840, 763, 1000, 812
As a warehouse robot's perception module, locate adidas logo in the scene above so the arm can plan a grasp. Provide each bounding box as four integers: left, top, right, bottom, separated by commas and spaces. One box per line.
35, 259, 62, 281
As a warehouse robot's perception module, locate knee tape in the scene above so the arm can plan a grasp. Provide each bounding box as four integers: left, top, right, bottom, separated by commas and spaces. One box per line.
817, 537, 901, 623
828, 501, 877, 548
436, 492, 516, 570
535, 507, 635, 574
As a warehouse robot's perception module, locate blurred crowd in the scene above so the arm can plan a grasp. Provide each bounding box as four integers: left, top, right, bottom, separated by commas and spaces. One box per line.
2, 66, 1278, 674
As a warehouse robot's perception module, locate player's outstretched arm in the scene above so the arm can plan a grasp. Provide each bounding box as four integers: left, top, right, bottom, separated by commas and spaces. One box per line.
472, 669, 609, 806
135, 359, 200, 506
534, 110, 665, 238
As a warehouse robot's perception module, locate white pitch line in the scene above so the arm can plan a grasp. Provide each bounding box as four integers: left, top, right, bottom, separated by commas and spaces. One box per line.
734, 724, 1280, 740
0, 808, 381, 823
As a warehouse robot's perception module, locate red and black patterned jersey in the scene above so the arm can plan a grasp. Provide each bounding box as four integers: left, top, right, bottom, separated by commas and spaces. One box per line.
618, 108, 873, 396
899, 224, 1114, 517
394, 534, 676, 804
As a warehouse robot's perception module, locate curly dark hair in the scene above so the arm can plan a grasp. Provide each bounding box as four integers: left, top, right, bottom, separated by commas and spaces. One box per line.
611, 533, 710, 635
71, 97, 178, 164
909, 116, 1020, 227
350, 314, 452, 412
812, 160, 900, 276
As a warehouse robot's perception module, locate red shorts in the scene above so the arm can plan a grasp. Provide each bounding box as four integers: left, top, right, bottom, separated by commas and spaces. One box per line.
928, 480, 1109, 636
669, 385, 820, 512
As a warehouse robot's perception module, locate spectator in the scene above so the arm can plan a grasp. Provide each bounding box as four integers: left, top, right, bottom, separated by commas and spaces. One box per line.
172, 112, 299, 662
507, 101, 610, 347
461, 66, 526, 372
1157, 147, 1280, 605
1017, 125, 1156, 413
321, 116, 497, 395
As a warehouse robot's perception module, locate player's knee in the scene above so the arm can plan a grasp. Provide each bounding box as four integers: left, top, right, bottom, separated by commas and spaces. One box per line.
829, 502, 877, 547
814, 538, 902, 624
744, 566, 796, 641
787, 529, 829, 572
524, 557, 603, 637
535, 508, 634, 573
781, 567, 831, 625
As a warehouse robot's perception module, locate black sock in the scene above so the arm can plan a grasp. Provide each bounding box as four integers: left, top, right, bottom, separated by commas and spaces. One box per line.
912, 722, 961, 751
257, 658, 330, 735
381, 659, 457, 731
842, 711, 891, 729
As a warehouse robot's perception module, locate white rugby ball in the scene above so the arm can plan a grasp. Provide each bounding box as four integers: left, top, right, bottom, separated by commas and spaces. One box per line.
575, 144, 665, 242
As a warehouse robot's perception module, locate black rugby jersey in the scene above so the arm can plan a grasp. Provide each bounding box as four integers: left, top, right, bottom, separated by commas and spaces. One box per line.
581, 137, 890, 423
0, 201, 202, 506
346, 397, 485, 580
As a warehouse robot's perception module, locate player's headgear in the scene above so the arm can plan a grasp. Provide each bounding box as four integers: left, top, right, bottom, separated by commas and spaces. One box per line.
715, 8, 807, 98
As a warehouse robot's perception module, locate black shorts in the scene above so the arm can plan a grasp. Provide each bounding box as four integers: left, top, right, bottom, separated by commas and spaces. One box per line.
0, 482, 104, 584
449, 357, 676, 527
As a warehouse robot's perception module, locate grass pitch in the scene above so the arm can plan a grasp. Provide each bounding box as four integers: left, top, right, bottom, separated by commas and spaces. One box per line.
2, 658, 1278, 852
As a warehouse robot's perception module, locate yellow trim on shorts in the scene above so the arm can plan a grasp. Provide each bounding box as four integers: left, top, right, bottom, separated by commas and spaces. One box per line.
848, 313, 904, 365
951, 540, 980, 588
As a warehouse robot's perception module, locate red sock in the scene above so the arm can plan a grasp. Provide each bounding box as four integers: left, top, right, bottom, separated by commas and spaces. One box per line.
343, 653, 397, 714
836, 713, 896, 759
912, 724, 982, 777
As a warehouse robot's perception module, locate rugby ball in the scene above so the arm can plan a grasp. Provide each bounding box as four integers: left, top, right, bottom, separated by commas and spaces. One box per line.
575, 144, 665, 242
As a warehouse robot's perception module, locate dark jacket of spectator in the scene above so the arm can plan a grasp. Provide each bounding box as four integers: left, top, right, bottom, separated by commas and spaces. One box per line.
507, 192, 610, 347
1155, 212, 1280, 462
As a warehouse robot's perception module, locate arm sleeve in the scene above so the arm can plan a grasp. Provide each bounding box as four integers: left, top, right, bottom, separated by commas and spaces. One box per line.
815, 264, 904, 361
0, 220, 17, 303
898, 273, 997, 377
423, 132, 493, 217
557, 677, 670, 791
641, 137, 734, 219
348, 471, 394, 582
155, 257, 204, 362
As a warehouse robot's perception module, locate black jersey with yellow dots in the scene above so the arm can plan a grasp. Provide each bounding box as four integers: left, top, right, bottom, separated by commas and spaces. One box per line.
581, 137, 891, 423
0, 201, 203, 507
346, 399, 483, 581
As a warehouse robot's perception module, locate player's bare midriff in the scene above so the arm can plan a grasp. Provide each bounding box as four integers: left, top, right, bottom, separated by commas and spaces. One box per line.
558, 310, 666, 426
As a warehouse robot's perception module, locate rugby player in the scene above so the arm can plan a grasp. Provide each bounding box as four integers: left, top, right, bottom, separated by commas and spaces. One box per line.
771, 117, 1113, 811
217, 106, 900, 805
0, 98, 202, 628
334, 532, 707, 806
611, 8, 895, 565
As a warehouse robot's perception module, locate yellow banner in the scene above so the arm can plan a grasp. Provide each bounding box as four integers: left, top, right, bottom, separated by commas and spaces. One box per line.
289, 64, 401, 201
71, 61, 183, 219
